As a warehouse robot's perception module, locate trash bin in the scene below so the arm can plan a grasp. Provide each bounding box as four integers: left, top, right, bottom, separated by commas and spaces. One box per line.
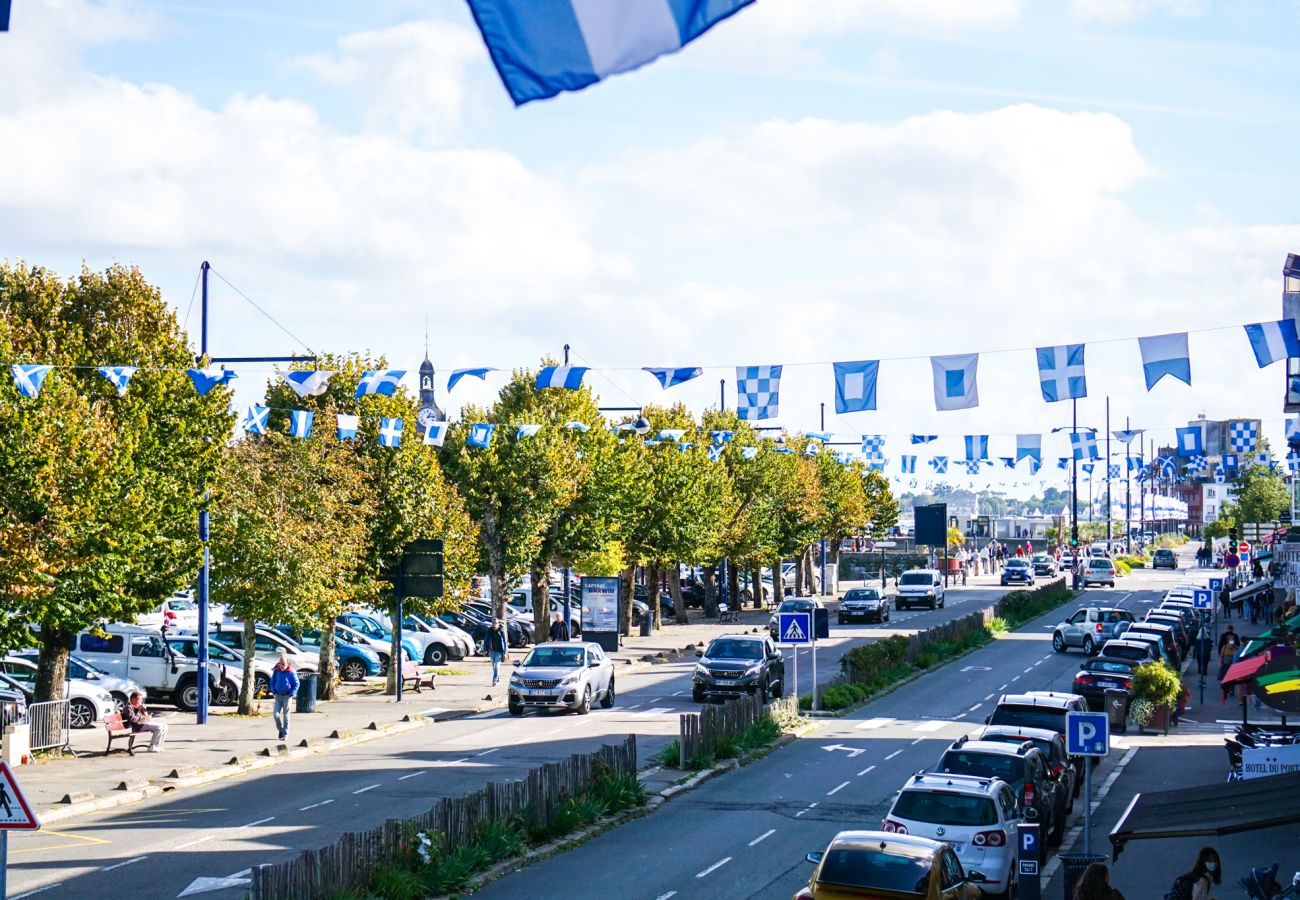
640, 614, 653, 637
1058, 853, 1106, 899
296, 674, 319, 713
1105, 688, 1128, 734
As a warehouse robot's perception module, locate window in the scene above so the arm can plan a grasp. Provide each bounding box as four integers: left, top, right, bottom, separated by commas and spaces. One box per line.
940, 750, 1025, 784
523, 647, 584, 668
815, 848, 933, 893
705, 639, 762, 660
80, 633, 124, 654
1068, 611, 1086, 625
131, 636, 166, 658
998, 787, 1017, 819
892, 790, 998, 827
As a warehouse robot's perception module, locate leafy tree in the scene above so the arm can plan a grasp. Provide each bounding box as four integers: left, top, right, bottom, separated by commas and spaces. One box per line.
0, 263, 230, 701
1234, 465, 1290, 525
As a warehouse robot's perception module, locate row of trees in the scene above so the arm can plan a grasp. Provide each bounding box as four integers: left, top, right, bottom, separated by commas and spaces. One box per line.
0, 264, 899, 705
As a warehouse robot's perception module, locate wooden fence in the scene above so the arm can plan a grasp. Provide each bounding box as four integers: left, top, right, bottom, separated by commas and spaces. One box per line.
250, 734, 637, 900
678, 693, 796, 768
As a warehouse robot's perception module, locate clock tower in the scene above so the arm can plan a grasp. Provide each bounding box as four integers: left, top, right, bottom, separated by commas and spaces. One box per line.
416, 332, 445, 428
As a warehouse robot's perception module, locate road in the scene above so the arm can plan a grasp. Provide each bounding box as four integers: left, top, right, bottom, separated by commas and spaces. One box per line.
7, 582, 1016, 899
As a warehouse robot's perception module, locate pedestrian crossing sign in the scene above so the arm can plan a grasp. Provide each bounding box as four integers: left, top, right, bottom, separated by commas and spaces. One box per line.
778, 611, 812, 646
0, 762, 39, 830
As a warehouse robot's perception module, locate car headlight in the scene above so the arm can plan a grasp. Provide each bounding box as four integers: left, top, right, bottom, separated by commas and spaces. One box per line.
560, 672, 581, 685
509, 671, 522, 682
694, 663, 709, 677
743, 665, 763, 677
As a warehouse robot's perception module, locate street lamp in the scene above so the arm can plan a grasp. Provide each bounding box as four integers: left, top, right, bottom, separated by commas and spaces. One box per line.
1054, 406, 1098, 585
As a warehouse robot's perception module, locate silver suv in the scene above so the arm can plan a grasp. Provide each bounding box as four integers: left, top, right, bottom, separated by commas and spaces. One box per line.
507, 641, 614, 716
1051, 607, 1134, 655
896, 569, 945, 610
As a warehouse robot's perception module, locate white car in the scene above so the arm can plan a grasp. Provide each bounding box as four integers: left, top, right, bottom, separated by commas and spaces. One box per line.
71, 623, 241, 712
896, 569, 946, 610
360, 609, 474, 665
0, 656, 117, 728
136, 595, 226, 630
13, 653, 144, 715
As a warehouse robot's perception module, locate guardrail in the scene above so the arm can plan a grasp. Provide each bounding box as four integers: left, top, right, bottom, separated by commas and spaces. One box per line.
27, 698, 72, 753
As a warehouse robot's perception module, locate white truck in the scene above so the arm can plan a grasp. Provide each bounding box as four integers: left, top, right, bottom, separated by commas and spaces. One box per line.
72, 623, 241, 711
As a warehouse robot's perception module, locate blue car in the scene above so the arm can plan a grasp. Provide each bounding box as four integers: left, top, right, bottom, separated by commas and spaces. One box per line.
1001, 558, 1036, 586
337, 613, 421, 666
272, 626, 382, 682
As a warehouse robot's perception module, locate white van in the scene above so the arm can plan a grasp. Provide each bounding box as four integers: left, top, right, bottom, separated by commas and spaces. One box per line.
72, 623, 239, 711
895, 569, 946, 610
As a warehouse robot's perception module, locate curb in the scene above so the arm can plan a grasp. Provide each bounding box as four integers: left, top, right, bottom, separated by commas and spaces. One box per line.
1041, 745, 1140, 886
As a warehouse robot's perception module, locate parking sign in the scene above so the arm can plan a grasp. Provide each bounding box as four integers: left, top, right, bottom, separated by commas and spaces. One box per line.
778, 611, 812, 646
1065, 710, 1110, 757
1193, 589, 1213, 609
1209, 577, 1224, 592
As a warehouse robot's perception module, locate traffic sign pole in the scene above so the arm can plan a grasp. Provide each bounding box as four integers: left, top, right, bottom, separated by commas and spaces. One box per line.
1066, 711, 1109, 857
811, 629, 818, 712
1083, 757, 1092, 856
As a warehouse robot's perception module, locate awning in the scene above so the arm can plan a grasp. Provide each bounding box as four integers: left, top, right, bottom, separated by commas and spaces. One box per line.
1110, 771, 1300, 859
1241, 612, 1300, 659
1222, 654, 1270, 686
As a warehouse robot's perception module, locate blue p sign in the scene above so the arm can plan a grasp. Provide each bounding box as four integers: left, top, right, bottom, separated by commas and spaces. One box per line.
1066, 711, 1110, 757
1193, 589, 1213, 609
1209, 577, 1224, 592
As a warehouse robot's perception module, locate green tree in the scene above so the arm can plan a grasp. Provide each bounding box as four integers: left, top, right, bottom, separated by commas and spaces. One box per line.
0, 263, 230, 701
1234, 465, 1290, 525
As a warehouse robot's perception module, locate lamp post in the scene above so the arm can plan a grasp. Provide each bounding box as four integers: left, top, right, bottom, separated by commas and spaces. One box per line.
1053, 403, 1097, 587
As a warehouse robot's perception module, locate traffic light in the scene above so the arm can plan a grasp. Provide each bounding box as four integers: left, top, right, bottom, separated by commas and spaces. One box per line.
1229, 526, 1238, 543
1070, 537, 1078, 547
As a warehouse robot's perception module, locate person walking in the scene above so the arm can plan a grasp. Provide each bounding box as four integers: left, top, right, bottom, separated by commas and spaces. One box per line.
270, 652, 299, 741
1073, 862, 1126, 900
486, 617, 509, 686
1195, 615, 1213, 677
1167, 847, 1221, 900
123, 692, 167, 752
548, 612, 570, 642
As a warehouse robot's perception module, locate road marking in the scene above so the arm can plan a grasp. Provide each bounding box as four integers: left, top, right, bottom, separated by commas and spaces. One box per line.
625, 704, 641, 710
453, 756, 473, 764
672, 691, 686, 696
913, 720, 946, 732
654, 893, 677, 900
794, 809, 809, 817
983, 694, 994, 701
884, 750, 903, 760
12, 885, 63, 899
856, 717, 896, 730
1022, 667, 1034, 673
1011, 675, 1020, 682
352, 784, 381, 794
540, 727, 566, 736
176, 836, 212, 849
968, 703, 982, 712
998, 684, 1007, 690
696, 857, 732, 878
638, 707, 674, 716
749, 829, 776, 846
647, 697, 662, 703
827, 781, 850, 796
300, 799, 335, 811
243, 817, 275, 828
857, 765, 876, 777
910, 737, 924, 745
476, 748, 500, 757
398, 771, 426, 781
103, 856, 148, 871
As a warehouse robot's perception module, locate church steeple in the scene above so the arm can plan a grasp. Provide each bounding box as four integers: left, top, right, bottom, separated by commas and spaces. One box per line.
417, 316, 445, 424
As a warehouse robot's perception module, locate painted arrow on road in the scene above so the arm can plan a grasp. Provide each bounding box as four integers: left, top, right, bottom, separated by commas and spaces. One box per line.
822, 744, 866, 757
178, 870, 251, 897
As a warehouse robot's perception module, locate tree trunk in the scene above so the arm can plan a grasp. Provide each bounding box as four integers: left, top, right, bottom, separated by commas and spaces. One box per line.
702, 564, 719, 618
828, 541, 841, 597
619, 564, 636, 636
772, 556, 784, 600
804, 545, 815, 594
727, 562, 740, 609
35, 627, 72, 703
750, 563, 764, 608
386, 619, 401, 696
317, 617, 338, 701
531, 563, 550, 642
794, 554, 805, 596
647, 562, 662, 629
238, 617, 257, 714
670, 561, 688, 625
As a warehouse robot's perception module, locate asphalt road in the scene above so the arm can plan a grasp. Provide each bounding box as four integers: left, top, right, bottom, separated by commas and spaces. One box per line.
7, 583, 1017, 899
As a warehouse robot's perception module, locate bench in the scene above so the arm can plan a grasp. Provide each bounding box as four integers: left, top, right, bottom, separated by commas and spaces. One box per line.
717, 606, 740, 624
399, 660, 433, 693
104, 712, 146, 756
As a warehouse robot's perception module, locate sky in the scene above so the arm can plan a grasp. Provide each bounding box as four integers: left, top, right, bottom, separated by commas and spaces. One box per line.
2, 0, 1299, 499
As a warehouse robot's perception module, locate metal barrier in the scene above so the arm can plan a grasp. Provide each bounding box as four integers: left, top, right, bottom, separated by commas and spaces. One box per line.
27, 699, 72, 753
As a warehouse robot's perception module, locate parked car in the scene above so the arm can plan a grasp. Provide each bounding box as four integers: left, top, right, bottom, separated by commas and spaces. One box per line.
937, 735, 1062, 849
797, 831, 987, 899
896, 569, 946, 610
338, 613, 423, 665
1000, 559, 1035, 586
768, 598, 826, 640
978, 724, 1077, 814
0, 683, 25, 731
12, 652, 143, 716
274, 626, 382, 681
693, 634, 785, 703
69, 624, 237, 712
1081, 558, 1117, 588
507, 641, 614, 715
166, 637, 265, 701
837, 588, 889, 624
882, 772, 1026, 897
199, 623, 318, 678
333, 620, 415, 674
1122, 623, 1181, 668
1152, 548, 1178, 569
1098, 638, 1160, 665
1031, 555, 1058, 577
1142, 611, 1191, 657
361, 609, 474, 664
1050, 607, 1134, 656
0, 657, 116, 728
986, 691, 1090, 792
1072, 656, 1136, 713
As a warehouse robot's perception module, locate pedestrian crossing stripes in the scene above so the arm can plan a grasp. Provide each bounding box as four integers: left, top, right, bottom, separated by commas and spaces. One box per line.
913, 720, 947, 732
855, 717, 896, 730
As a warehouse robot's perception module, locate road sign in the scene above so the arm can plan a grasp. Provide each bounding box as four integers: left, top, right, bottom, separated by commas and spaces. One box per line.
1225, 552, 1241, 570
1241, 552, 1252, 565
1018, 823, 1041, 900
1065, 710, 1110, 757
1193, 589, 1213, 609
1209, 577, 1225, 592
1239, 541, 1251, 553
0, 764, 38, 831
778, 611, 812, 646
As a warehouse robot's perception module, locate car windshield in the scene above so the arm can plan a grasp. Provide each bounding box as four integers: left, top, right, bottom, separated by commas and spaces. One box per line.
1087, 560, 1111, 569
940, 751, 1027, 784
1103, 645, 1150, 661
1098, 611, 1129, 623
168, 600, 195, 612
899, 574, 932, 586
982, 734, 1055, 760
1007, 560, 1029, 568
893, 790, 999, 826
1033, 556, 1051, 563
988, 706, 1066, 733
523, 647, 585, 668
778, 600, 811, 613
705, 639, 762, 660
1155, 550, 1174, 558
1086, 660, 1135, 675
817, 848, 933, 894
844, 590, 879, 602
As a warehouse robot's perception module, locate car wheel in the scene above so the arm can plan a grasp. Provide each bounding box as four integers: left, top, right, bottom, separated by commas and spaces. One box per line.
772, 677, 784, 699
692, 686, 705, 703
929, 599, 937, 610
508, 704, 523, 716
109, 692, 128, 715
1052, 633, 1065, 653
576, 686, 592, 715
340, 659, 367, 682
1083, 636, 1096, 656
600, 678, 615, 709
424, 643, 448, 666
837, 616, 846, 625
739, 589, 753, 605
254, 673, 271, 699
69, 698, 95, 729
939, 596, 944, 608
378, 653, 390, 676
174, 680, 200, 712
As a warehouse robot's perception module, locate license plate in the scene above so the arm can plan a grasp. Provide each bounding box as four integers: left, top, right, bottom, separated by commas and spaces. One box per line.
527, 691, 551, 698
943, 841, 964, 853
715, 679, 734, 685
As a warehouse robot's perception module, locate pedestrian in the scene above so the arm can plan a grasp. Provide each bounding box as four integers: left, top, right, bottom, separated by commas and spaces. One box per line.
1166, 846, 1221, 900
270, 651, 299, 741
1073, 861, 1126, 900
1195, 615, 1213, 677
486, 617, 509, 686
1217, 624, 1238, 658
548, 612, 570, 642
1252, 558, 1265, 581
123, 691, 167, 752
1220, 584, 1232, 619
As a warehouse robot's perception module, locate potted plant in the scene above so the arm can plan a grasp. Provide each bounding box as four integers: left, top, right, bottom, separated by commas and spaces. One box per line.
1129, 661, 1183, 734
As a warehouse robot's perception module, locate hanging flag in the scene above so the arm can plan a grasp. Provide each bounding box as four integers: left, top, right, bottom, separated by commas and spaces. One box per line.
424, 422, 448, 447
355, 369, 406, 398
708, 445, 723, 462
1174, 425, 1203, 457
964, 434, 989, 460
467, 423, 496, 448
1036, 344, 1087, 402
1029, 459, 1042, 475
564, 421, 590, 432
465, 0, 755, 106
804, 444, 820, 457
378, 417, 404, 448
860, 435, 885, 460
1001, 457, 1016, 469
1287, 452, 1300, 474
911, 434, 938, 444
1057, 457, 1070, 470
741, 446, 758, 460
187, 367, 238, 396
1243, 320, 1300, 368
1015, 434, 1041, 462
735, 365, 781, 420
9, 364, 52, 398
1108, 464, 1121, 480
1257, 451, 1273, 469
657, 429, 686, 442
98, 366, 138, 396
899, 455, 917, 474
279, 370, 334, 398
1229, 420, 1258, 454
536, 366, 589, 390
1222, 453, 1239, 473
244, 405, 270, 435
1138, 333, 1191, 389
964, 460, 982, 475
1070, 431, 1099, 460
1215, 469, 1226, 483
1187, 455, 1208, 472
289, 410, 314, 439
516, 424, 543, 439
929, 456, 948, 473
806, 431, 831, 443
336, 414, 359, 441
0, 1, 10, 31
448, 368, 497, 392
833, 360, 879, 414
1127, 456, 1143, 472
837, 451, 856, 465
1081, 462, 1095, 475
1288, 418, 1300, 442
643, 366, 703, 389
711, 430, 734, 445
930, 353, 979, 411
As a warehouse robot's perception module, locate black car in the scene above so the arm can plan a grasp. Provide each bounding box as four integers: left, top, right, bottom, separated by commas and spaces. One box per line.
1152, 548, 1177, 569
987, 691, 1090, 792
1072, 656, 1135, 712
937, 735, 1064, 849
692, 635, 785, 703
838, 588, 889, 624
768, 598, 824, 640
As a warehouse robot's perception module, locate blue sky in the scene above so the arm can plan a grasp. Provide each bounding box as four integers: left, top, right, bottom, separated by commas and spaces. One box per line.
3, 0, 1299, 495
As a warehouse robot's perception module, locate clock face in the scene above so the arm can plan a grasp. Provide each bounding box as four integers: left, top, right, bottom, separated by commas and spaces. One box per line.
416, 407, 437, 427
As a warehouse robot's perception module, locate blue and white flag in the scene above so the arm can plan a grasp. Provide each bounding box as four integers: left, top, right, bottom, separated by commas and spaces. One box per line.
1108, 464, 1121, 480
337, 414, 359, 442
643, 366, 702, 389
1029, 459, 1042, 475
424, 422, 448, 447
1001, 457, 1016, 469
837, 451, 856, 465
98, 366, 138, 397
1288, 417, 1300, 443
448, 367, 497, 392
806, 431, 831, 443
741, 446, 758, 460
1157, 455, 1177, 476
1175, 425, 1203, 457
899, 455, 917, 474
187, 366, 237, 396
1015, 434, 1041, 463
911, 434, 938, 444
1136, 465, 1149, 483
378, 418, 404, 448
466, 0, 754, 105
1287, 452, 1300, 474
1081, 462, 1095, 475
1127, 456, 1143, 472
9, 364, 52, 398
736, 365, 781, 420
1229, 420, 1258, 454
279, 370, 334, 398
1244, 320, 1300, 368
931, 353, 979, 410
708, 445, 723, 462
964, 434, 989, 460
860, 434, 885, 460
1070, 431, 1099, 460
1222, 453, 1239, 473
244, 405, 270, 435
565, 421, 590, 433
1058, 457, 1070, 470
536, 366, 589, 391
929, 456, 948, 473
833, 360, 879, 414
355, 369, 406, 398
1138, 333, 1191, 390
289, 410, 314, 439
467, 423, 496, 449
657, 428, 686, 442
1112, 429, 1143, 444
804, 443, 820, 457
1215, 469, 1227, 483
516, 423, 543, 439
1036, 344, 1087, 402
0, 1, 10, 32
1257, 451, 1274, 469
1186, 455, 1207, 472
711, 430, 734, 445
962, 460, 981, 475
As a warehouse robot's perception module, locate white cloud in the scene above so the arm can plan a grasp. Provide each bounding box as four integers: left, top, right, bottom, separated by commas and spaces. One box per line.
1070, 0, 1208, 25
740, 0, 1026, 37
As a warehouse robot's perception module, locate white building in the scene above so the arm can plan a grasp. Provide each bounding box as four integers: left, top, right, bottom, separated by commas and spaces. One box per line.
1202, 482, 1238, 524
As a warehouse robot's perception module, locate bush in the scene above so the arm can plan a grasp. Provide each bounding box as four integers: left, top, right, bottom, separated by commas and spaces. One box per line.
1131, 660, 1182, 708
1113, 559, 1131, 576
655, 740, 680, 768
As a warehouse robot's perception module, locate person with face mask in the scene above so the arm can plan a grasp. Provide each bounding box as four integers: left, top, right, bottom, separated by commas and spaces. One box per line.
1167, 847, 1222, 900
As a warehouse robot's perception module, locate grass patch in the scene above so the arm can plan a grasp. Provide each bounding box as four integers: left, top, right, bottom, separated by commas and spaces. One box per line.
428, 667, 471, 676
667, 703, 802, 770
655, 739, 681, 767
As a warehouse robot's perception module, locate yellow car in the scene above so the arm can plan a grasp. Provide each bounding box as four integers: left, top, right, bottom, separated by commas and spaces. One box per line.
796, 831, 987, 899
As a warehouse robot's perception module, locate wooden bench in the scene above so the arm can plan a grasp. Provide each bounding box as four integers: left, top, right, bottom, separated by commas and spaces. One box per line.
717, 606, 740, 624
103, 712, 146, 756
399, 660, 433, 693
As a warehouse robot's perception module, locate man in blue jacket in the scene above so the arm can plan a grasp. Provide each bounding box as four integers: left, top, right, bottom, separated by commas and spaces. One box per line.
270, 652, 300, 741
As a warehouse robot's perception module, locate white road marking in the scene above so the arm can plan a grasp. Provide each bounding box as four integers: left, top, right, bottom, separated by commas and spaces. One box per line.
884, 750, 903, 760
913, 720, 946, 732
398, 771, 426, 781
243, 817, 275, 828
540, 727, 566, 736
749, 829, 776, 846
12, 885, 63, 899
637, 707, 674, 716
983, 694, 994, 701
625, 704, 642, 710
419, 707, 450, 717
855, 717, 896, 730
300, 799, 335, 811
998, 684, 1008, 690
654, 893, 677, 900
696, 857, 732, 878
352, 784, 381, 794
647, 697, 662, 703
968, 703, 982, 712
103, 857, 148, 871
827, 781, 851, 796
1011, 675, 1020, 682
794, 809, 809, 817
176, 836, 212, 849
857, 765, 876, 777
1022, 667, 1034, 673
910, 737, 924, 745
672, 691, 686, 696
476, 748, 500, 757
